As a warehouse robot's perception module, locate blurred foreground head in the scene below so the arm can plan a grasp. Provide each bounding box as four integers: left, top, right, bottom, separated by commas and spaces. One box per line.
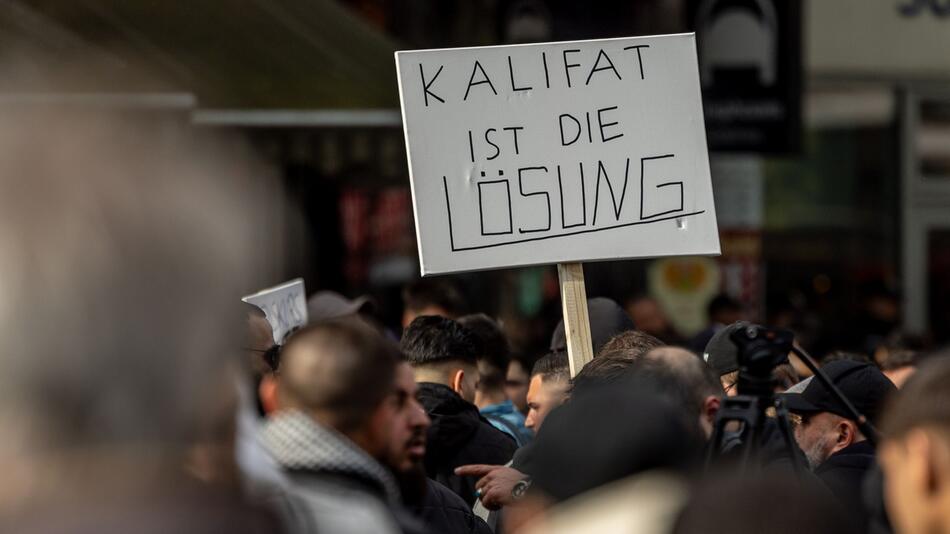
0, 104, 275, 514
673, 473, 860, 534
879, 355, 950, 534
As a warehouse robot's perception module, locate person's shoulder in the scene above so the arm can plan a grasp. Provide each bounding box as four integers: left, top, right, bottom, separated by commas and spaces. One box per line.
419, 480, 492, 534
424, 478, 474, 511
275, 479, 401, 534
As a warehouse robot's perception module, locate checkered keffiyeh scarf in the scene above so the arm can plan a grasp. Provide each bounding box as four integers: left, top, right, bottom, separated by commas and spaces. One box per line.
262, 410, 401, 504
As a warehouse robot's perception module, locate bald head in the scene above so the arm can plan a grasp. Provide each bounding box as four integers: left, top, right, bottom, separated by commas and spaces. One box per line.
645, 347, 724, 399
278, 320, 400, 432
639, 347, 724, 438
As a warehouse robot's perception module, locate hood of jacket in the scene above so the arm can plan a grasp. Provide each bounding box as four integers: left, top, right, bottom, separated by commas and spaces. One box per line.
261, 410, 401, 504
417, 382, 484, 457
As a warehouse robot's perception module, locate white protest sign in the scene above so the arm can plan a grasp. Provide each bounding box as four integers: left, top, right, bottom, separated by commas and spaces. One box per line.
396, 33, 720, 276
242, 278, 308, 345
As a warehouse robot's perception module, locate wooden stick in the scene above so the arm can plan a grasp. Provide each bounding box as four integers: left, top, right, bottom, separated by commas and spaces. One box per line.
557, 262, 594, 377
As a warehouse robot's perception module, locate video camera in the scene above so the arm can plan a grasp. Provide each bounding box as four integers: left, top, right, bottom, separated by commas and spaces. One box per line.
730, 324, 795, 398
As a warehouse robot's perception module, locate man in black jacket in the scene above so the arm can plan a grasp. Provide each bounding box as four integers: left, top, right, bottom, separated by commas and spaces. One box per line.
401, 316, 517, 506
781, 360, 896, 527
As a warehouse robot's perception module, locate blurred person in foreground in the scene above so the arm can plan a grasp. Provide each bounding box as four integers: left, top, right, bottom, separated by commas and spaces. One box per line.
262, 320, 429, 534
459, 314, 532, 447
255, 320, 490, 534
401, 316, 517, 506
402, 278, 467, 329
673, 473, 859, 534
509, 380, 703, 534
0, 107, 281, 532
781, 360, 896, 527
879, 355, 950, 534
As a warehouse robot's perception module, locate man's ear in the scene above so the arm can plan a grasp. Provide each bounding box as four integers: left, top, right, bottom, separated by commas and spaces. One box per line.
451, 368, 465, 395
259, 375, 279, 415
835, 419, 859, 450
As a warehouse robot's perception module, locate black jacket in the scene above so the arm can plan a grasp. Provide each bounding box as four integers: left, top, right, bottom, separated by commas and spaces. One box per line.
816, 440, 876, 530
411, 479, 493, 534
418, 382, 517, 506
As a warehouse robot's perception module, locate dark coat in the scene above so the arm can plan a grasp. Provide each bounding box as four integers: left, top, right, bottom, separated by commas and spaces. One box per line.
412, 479, 493, 534
816, 440, 876, 531
418, 382, 517, 506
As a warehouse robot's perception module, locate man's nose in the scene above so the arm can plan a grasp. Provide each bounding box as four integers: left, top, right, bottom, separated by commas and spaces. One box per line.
413, 402, 431, 428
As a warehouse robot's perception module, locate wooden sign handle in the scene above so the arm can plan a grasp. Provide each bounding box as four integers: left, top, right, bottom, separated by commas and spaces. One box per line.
557, 262, 594, 377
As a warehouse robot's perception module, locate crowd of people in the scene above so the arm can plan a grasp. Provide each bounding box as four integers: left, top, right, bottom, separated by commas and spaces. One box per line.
230, 279, 950, 534
1, 109, 948, 534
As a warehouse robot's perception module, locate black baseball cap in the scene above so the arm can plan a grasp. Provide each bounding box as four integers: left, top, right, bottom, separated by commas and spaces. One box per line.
702, 321, 751, 376
781, 360, 896, 425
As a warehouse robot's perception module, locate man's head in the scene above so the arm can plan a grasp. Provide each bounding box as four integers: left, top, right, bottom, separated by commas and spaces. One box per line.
384, 362, 431, 473
458, 313, 510, 408
702, 321, 748, 395
879, 357, 950, 534
549, 297, 634, 355
401, 278, 466, 329
401, 315, 479, 403
624, 295, 671, 339
525, 352, 570, 433
641, 347, 724, 439
277, 320, 429, 471
876, 346, 921, 388
506, 353, 539, 415
597, 329, 664, 359
707, 294, 743, 326
782, 360, 896, 469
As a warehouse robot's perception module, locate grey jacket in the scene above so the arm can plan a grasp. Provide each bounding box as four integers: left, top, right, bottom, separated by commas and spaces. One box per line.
262, 410, 407, 534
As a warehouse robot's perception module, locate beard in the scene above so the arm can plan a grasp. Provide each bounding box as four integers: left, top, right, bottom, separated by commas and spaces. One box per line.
392, 461, 428, 506
802, 433, 836, 470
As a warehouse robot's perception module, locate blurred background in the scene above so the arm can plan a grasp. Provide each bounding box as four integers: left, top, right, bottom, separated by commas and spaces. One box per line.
7, 0, 947, 358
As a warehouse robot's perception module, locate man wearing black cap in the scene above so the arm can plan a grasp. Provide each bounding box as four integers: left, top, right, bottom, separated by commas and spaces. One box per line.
704, 321, 799, 395
549, 297, 634, 355
782, 360, 896, 518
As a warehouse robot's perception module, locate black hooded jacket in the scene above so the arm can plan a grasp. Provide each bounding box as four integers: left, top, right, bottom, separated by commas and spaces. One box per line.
417, 382, 517, 506
412, 479, 492, 534
816, 440, 876, 530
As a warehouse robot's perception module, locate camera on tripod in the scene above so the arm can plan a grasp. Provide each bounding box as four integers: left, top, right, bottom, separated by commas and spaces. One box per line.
730, 325, 795, 398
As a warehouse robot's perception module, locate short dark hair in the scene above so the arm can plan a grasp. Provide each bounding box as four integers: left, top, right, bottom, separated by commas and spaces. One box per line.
882, 356, 950, 439
402, 278, 466, 317
401, 315, 478, 367
531, 351, 570, 383
278, 320, 401, 432
878, 349, 919, 371
571, 353, 635, 393
458, 313, 510, 390
598, 330, 664, 359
